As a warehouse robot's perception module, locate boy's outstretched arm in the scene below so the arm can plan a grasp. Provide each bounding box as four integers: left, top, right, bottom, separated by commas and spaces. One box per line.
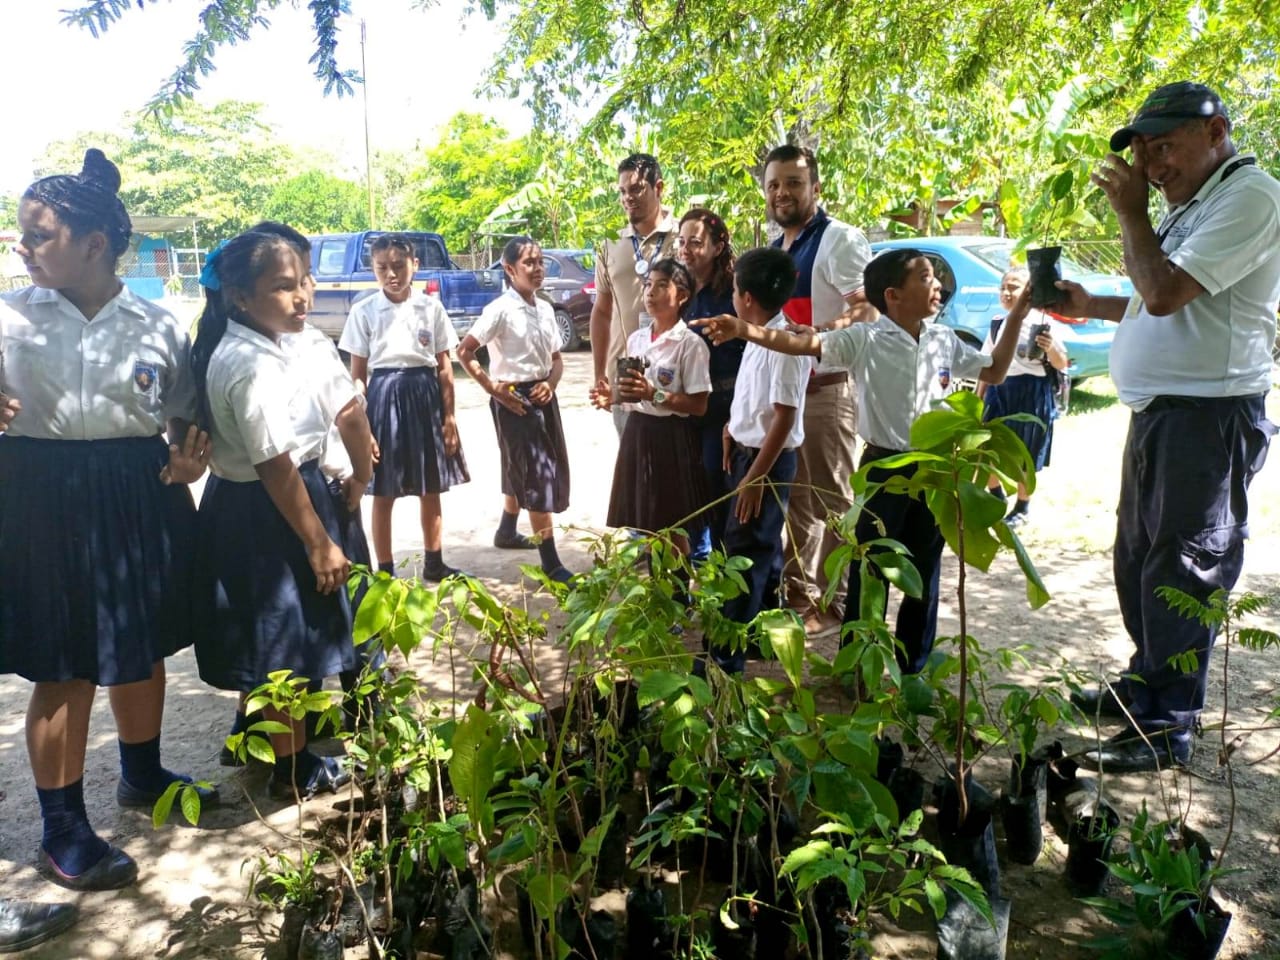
978, 284, 1031, 385
691, 315, 823, 358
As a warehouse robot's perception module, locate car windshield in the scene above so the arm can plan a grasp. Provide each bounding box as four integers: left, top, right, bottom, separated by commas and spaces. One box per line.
966, 241, 1095, 279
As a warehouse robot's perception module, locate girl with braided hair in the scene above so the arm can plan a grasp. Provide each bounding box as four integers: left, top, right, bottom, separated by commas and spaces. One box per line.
0, 149, 216, 891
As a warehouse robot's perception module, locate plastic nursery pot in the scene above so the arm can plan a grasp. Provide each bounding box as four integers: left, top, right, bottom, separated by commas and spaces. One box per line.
558, 903, 618, 960
298, 921, 343, 960
1001, 755, 1049, 865
613, 355, 649, 404
875, 737, 905, 785
280, 903, 312, 960
1026, 246, 1064, 308
1065, 805, 1120, 896
626, 884, 676, 958
810, 878, 871, 960
1168, 895, 1233, 960
594, 814, 629, 891
436, 870, 490, 960
939, 806, 1002, 901
711, 898, 756, 958
888, 766, 926, 819
936, 887, 1012, 960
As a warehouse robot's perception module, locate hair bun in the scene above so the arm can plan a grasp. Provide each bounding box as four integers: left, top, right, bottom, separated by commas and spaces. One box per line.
80, 148, 122, 194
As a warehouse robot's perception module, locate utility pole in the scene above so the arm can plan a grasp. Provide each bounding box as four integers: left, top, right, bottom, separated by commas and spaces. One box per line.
361, 18, 376, 230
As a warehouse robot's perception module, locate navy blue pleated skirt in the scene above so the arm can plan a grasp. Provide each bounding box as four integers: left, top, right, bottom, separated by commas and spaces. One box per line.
608, 412, 708, 533
0, 435, 196, 686
983, 373, 1056, 470
490, 386, 570, 514
367, 366, 469, 497
193, 461, 359, 692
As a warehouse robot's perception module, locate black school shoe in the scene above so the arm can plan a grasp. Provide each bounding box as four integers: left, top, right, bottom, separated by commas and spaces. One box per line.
421, 561, 466, 583
1077, 727, 1192, 774
269, 755, 352, 802
0, 898, 78, 953
493, 531, 538, 549
38, 844, 137, 892
117, 775, 222, 810
1070, 685, 1131, 720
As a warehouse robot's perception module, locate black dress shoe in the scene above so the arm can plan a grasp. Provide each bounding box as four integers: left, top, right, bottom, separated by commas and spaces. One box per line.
493, 531, 537, 549
0, 898, 78, 953
1070, 686, 1130, 719
117, 774, 222, 810
39, 844, 138, 892
421, 562, 465, 583
1077, 728, 1192, 774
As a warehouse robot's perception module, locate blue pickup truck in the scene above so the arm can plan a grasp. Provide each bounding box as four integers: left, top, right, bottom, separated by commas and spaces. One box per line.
307, 231, 504, 340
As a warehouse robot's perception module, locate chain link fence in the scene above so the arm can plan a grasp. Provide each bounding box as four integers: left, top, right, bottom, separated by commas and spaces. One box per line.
1062, 240, 1126, 275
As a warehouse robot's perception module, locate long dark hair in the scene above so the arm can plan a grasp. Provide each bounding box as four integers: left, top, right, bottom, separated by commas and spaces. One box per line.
23, 148, 132, 267
678, 208, 734, 298
190, 230, 299, 426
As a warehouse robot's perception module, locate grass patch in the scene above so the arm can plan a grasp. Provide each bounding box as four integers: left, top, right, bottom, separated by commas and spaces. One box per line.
1064, 376, 1119, 416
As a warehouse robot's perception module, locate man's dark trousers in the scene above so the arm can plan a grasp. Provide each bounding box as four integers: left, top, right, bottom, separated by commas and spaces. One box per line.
710, 444, 798, 673
841, 449, 944, 674
1114, 394, 1273, 733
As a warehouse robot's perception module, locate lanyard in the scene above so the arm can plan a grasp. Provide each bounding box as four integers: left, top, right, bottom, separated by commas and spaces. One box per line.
631, 232, 668, 277
1157, 156, 1256, 243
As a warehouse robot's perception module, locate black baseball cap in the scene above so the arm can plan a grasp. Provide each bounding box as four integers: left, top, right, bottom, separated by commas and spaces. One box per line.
1109, 82, 1229, 152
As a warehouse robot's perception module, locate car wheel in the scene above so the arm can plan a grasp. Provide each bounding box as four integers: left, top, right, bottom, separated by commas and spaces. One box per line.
554, 309, 580, 351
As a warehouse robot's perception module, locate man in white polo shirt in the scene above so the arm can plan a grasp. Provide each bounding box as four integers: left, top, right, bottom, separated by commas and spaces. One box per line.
1058, 82, 1280, 773
591, 153, 679, 436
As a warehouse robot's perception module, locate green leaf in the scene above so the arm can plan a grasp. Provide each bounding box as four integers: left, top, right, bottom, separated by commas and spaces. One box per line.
247, 735, 277, 764
526, 871, 572, 921
760, 610, 805, 688
151, 780, 182, 829
994, 521, 1051, 608
869, 551, 923, 599
448, 704, 500, 837
637, 670, 687, 707
180, 784, 203, 825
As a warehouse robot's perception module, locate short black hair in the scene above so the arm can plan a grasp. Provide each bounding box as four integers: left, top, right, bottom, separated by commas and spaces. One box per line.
618, 153, 661, 186
763, 144, 819, 184
501, 235, 539, 265
734, 247, 796, 314
370, 233, 416, 258
863, 248, 925, 314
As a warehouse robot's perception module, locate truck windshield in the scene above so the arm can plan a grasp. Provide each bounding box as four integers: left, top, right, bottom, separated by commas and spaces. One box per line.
359, 234, 450, 271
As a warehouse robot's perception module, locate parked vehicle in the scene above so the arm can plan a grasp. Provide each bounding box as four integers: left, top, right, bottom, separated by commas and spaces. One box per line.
493, 248, 596, 350
308, 231, 504, 341
870, 237, 1132, 382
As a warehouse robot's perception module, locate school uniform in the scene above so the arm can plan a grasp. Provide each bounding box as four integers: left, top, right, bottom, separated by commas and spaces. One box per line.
194, 320, 358, 692
339, 290, 469, 497
687, 284, 742, 556
607, 320, 711, 532
0, 285, 197, 686
714, 315, 809, 672
820, 315, 993, 673
468, 289, 570, 513
980, 311, 1060, 471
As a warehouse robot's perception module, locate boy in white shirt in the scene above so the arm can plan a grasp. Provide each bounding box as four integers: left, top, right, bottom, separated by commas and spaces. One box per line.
703, 246, 808, 673
698, 247, 1028, 674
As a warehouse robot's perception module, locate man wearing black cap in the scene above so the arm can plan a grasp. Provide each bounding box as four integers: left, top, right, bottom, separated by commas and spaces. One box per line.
1055, 81, 1280, 772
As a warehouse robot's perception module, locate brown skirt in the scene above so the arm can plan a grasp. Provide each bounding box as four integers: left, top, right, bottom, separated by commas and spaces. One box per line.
607, 412, 709, 534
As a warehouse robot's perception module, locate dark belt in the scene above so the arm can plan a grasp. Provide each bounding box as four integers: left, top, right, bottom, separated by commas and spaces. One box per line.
807, 370, 849, 394
862, 442, 906, 464
1143, 393, 1266, 414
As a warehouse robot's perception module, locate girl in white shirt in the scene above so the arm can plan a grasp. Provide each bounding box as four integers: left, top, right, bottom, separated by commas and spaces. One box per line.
191, 229, 366, 801
339, 234, 468, 582
591, 258, 712, 556
0, 150, 213, 891
457, 237, 573, 582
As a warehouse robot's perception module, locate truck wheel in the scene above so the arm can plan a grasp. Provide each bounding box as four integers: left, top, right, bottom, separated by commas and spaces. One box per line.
554, 309, 580, 351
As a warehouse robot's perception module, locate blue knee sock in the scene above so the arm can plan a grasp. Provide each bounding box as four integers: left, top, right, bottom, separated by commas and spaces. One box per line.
119, 735, 185, 794
38, 779, 108, 876
537, 538, 563, 572
273, 747, 323, 787
378, 560, 396, 576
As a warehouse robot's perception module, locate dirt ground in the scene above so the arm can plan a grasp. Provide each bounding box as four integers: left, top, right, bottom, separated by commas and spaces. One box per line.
1, 352, 1277, 959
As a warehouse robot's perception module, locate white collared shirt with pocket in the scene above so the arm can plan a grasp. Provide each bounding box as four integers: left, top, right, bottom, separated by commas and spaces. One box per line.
0, 284, 195, 440
1110, 155, 1280, 411
820, 315, 992, 451
283, 324, 362, 481
620, 320, 711, 417
466, 288, 560, 383
339, 289, 457, 369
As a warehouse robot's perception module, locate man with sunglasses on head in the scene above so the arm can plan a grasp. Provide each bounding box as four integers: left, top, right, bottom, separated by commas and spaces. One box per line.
591, 153, 679, 436
1056, 82, 1280, 773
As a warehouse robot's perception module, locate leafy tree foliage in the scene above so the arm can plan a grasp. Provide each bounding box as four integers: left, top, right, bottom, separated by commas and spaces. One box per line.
263, 170, 369, 233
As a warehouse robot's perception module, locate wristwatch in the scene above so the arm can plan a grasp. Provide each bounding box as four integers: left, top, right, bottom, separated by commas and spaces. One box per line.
651, 387, 668, 406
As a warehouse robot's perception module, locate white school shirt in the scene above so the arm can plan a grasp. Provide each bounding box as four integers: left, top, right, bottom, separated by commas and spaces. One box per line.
808, 217, 872, 375
283, 325, 361, 481
727, 314, 810, 450
466, 287, 559, 382
0, 284, 196, 439
820, 315, 992, 451
339, 289, 457, 369
1109, 154, 1280, 411
620, 320, 712, 417
205, 320, 308, 482
979, 309, 1059, 378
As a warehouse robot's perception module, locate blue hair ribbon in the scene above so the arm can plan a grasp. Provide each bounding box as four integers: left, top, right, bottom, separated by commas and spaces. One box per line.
199, 240, 229, 291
